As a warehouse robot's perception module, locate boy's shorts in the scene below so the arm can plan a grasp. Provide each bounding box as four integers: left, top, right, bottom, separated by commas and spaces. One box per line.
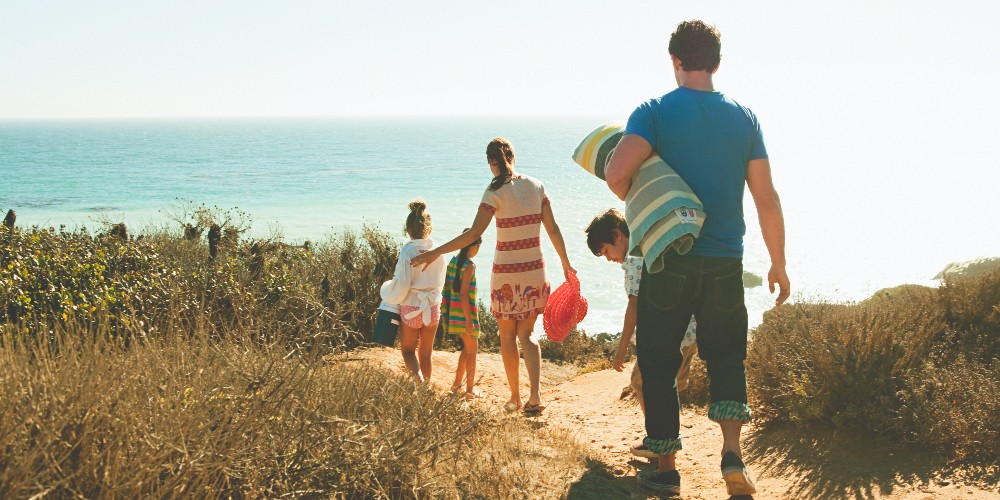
630, 361, 643, 394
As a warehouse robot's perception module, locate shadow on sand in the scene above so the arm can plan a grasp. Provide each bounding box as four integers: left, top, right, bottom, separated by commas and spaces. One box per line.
565, 458, 650, 499
746, 423, 1000, 499
565, 458, 753, 500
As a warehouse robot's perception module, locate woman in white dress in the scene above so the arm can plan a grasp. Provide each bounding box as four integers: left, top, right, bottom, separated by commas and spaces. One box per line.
412, 138, 575, 414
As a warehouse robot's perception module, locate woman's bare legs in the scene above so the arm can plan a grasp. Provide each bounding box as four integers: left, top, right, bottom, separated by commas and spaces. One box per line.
516, 313, 542, 407
498, 318, 521, 408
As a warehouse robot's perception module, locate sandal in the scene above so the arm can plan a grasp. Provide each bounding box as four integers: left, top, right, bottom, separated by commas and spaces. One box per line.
464, 390, 482, 401
522, 402, 545, 415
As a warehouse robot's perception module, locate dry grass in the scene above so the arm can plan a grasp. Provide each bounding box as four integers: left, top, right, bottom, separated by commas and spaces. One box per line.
747, 271, 1000, 460
3, 216, 997, 494
0, 221, 600, 497
0, 319, 590, 498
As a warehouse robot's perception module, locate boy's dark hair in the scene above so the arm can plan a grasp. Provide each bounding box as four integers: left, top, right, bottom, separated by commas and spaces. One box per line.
585, 208, 629, 256
668, 20, 721, 72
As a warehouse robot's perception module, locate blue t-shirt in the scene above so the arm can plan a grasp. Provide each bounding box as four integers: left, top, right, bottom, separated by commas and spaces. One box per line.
625, 87, 767, 258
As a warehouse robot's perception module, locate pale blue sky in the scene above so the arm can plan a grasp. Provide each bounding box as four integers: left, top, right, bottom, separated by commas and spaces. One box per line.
3, 1, 998, 120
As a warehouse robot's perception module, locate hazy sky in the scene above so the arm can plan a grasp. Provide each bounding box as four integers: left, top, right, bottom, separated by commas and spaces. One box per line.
3, 1, 999, 120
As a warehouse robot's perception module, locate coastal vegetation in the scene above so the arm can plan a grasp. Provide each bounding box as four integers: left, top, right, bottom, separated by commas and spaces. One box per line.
748, 275, 1000, 460
1, 207, 996, 495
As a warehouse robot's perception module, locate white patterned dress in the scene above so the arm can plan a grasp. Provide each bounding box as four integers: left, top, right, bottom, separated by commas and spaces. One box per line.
479, 175, 551, 320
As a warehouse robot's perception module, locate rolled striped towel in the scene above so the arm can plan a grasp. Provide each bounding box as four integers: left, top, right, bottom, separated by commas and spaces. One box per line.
572, 121, 626, 180
572, 122, 706, 273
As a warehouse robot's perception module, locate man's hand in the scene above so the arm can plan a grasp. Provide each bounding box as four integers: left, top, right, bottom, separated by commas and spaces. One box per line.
769, 265, 790, 306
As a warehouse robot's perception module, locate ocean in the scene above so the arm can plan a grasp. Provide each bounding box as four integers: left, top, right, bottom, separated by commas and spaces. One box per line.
2, 117, 997, 334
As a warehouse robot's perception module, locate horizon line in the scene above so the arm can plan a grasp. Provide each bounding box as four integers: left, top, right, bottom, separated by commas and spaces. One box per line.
0, 112, 620, 122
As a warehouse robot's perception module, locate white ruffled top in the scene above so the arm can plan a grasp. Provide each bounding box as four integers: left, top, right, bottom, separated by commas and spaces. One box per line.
379, 238, 447, 324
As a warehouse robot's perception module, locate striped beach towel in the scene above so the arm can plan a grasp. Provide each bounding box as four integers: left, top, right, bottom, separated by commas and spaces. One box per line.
573, 122, 706, 273
441, 256, 480, 337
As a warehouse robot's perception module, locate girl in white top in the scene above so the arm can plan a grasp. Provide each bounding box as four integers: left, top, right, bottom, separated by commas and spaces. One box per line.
380, 199, 447, 382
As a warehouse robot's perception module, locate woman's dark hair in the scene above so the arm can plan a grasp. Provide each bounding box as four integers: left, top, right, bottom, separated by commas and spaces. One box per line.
585, 208, 629, 256
486, 137, 516, 191
452, 228, 482, 293
668, 20, 722, 72
405, 199, 431, 238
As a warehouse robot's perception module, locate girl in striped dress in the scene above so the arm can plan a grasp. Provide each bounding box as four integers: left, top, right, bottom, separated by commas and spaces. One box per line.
443, 229, 483, 400
412, 138, 575, 414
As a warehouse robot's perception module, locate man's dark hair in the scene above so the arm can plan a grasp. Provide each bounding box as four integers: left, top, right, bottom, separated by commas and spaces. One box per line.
585, 209, 629, 256
668, 20, 721, 72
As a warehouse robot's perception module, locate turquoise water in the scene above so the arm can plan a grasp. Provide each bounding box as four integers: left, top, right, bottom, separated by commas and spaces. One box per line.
3, 118, 996, 334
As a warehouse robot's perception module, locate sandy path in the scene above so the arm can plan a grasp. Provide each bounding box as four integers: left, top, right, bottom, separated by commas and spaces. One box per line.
342, 347, 999, 499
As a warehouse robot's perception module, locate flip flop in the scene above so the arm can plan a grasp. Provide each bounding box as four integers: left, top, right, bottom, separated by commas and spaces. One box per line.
522, 402, 545, 415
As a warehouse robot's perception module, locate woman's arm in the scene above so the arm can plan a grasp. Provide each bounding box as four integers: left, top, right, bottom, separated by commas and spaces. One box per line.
412, 207, 492, 270
540, 202, 576, 277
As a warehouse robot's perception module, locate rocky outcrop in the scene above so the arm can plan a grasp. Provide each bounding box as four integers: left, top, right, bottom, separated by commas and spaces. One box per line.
933, 257, 1000, 279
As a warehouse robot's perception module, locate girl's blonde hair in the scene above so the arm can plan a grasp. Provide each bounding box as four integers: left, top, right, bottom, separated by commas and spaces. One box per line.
405, 199, 432, 238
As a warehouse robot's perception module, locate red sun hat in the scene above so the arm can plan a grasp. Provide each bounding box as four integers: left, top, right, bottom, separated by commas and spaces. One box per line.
543, 271, 587, 342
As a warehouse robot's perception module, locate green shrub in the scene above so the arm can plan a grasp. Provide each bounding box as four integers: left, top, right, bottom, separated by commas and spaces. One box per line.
540, 329, 617, 366
0, 221, 399, 349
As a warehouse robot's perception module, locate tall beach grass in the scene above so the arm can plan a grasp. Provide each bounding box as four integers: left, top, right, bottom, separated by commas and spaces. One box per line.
1, 209, 996, 497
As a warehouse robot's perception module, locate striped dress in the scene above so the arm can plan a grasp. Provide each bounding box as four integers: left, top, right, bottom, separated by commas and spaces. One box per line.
441, 256, 480, 337
479, 175, 551, 320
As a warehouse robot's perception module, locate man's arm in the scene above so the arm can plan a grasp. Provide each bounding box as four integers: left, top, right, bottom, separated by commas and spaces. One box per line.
746, 158, 790, 306
605, 134, 653, 201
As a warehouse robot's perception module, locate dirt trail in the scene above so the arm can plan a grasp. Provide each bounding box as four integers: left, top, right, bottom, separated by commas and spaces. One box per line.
346, 347, 999, 499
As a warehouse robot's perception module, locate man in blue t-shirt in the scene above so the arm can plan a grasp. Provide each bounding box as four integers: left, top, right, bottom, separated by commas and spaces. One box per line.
605, 20, 790, 497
